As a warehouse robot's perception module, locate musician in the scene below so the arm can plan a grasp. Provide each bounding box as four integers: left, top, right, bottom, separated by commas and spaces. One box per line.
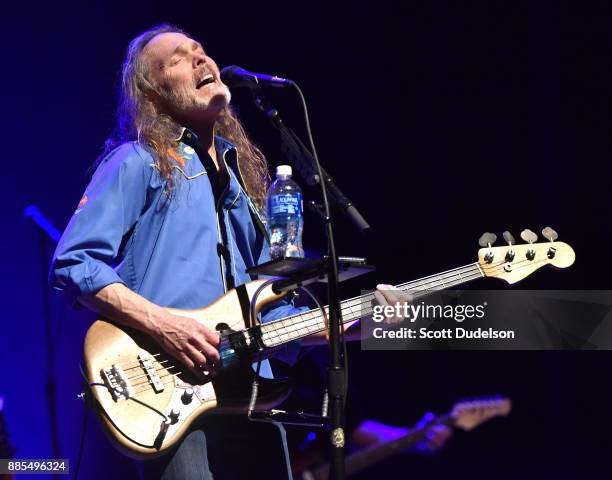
292, 414, 452, 478
287, 348, 452, 478
49, 24, 409, 480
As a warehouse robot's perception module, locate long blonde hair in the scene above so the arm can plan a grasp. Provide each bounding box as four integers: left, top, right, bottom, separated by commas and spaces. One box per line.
103, 23, 270, 206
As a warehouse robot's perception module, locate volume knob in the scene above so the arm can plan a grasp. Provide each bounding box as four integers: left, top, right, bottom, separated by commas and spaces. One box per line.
169, 407, 180, 424
181, 388, 194, 404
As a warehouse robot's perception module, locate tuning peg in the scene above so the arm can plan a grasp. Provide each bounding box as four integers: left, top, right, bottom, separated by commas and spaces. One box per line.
520, 229, 538, 244
478, 232, 497, 248
541, 227, 558, 242
502, 231, 516, 245
521, 229, 538, 261
479, 233, 497, 264
502, 231, 516, 262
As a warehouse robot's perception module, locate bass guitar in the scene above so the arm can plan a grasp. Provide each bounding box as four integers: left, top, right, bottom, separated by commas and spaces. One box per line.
82, 232, 573, 458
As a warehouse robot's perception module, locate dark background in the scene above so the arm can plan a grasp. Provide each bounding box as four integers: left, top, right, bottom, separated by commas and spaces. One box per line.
1, 0, 611, 478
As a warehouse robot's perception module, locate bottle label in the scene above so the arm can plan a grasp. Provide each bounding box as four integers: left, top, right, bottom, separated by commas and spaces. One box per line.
270, 193, 302, 215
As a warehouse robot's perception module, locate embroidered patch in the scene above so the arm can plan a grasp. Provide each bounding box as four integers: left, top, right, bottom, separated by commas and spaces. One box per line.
74, 194, 88, 214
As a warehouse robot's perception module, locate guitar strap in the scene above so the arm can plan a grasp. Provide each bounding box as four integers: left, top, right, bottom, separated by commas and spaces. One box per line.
180, 129, 238, 290
235, 283, 256, 328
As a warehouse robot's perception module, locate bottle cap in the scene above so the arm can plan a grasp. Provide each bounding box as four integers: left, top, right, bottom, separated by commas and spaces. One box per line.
276, 165, 292, 177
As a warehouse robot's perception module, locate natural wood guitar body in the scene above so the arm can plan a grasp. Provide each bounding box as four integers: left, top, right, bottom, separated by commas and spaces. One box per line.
83, 279, 289, 459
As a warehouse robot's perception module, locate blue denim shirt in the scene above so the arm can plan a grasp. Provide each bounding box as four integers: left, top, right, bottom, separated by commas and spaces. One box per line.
50, 133, 303, 371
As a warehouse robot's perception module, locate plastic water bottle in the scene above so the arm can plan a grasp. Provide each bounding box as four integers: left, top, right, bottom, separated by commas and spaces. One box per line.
267, 165, 304, 259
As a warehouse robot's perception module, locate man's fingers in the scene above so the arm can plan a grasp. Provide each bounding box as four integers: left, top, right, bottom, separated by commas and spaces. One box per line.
375, 284, 413, 324
376, 284, 411, 304
179, 352, 196, 371
376, 284, 395, 303
436, 425, 453, 443
185, 343, 209, 368
181, 348, 214, 379
185, 344, 216, 377
374, 290, 389, 307
189, 335, 221, 366
197, 323, 221, 348
191, 322, 221, 363
426, 425, 452, 449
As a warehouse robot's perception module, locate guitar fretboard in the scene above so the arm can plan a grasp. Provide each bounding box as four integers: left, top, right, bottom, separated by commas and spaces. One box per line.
260, 262, 484, 347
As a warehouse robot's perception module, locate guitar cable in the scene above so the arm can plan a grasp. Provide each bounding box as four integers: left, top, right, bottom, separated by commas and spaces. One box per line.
295, 285, 349, 410
247, 281, 341, 420
247, 278, 277, 417
74, 363, 171, 479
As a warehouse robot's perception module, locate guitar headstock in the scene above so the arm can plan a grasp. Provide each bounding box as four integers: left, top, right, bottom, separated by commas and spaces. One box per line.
452, 397, 512, 431
477, 228, 575, 284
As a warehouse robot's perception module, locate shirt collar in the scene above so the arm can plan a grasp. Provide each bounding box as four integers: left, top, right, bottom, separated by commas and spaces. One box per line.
177, 127, 251, 196
175, 127, 266, 233
176, 127, 236, 158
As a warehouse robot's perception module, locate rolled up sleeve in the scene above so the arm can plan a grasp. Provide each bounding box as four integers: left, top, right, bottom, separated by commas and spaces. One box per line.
49, 143, 151, 306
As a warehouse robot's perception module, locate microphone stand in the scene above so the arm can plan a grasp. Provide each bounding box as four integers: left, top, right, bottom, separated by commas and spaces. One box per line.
251, 90, 372, 480
252, 94, 371, 234
23, 205, 62, 459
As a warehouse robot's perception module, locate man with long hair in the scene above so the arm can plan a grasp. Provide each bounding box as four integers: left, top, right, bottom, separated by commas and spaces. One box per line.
50, 24, 408, 479
50, 23, 307, 479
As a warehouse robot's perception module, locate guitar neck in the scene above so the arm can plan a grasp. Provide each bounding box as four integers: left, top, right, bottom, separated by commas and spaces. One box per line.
261, 262, 484, 348
307, 414, 454, 480
349, 414, 454, 476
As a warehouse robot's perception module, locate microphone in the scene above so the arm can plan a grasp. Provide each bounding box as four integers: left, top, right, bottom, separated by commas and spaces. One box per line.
220, 65, 294, 89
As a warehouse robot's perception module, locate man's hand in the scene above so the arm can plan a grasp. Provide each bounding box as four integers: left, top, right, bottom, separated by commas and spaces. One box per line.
411, 412, 453, 455
305, 283, 414, 344
153, 312, 221, 378
78, 283, 221, 380
374, 284, 413, 324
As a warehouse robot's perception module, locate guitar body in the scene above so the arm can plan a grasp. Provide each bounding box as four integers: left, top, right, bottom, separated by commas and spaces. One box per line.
83, 279, 290, 459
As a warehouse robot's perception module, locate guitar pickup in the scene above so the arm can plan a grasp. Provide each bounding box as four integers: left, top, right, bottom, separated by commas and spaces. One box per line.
138, 353, 164, 393
101, 364, 132, 401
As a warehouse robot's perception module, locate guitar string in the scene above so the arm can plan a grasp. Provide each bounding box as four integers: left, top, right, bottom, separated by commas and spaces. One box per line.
123, 257, 530, 383
122, 256, 549, 394
128, 263, 515, 394
259, 256, 548, 346
116, 250, 550, 374
120, 262, 486, 377
261, 261, 490, 336
127, 336, 237, 388
268, 254, 545, 331
129, 258, 548, 396
260, 271, 486, 345
120, 353, 163, 373
261, 263, 487, 337
131, 372, 185, 395
128, 270, 490, 392
128, 364, 180, 389
118, 262, 486, 374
